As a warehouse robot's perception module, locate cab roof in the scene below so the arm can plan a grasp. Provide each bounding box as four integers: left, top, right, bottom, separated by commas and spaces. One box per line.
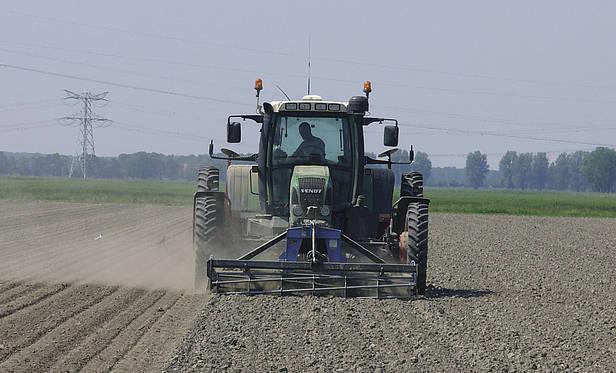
270, 95, 348, 113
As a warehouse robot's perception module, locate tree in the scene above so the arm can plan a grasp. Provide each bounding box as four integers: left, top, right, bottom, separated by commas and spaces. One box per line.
513, 153, 533, 190
465, 151, 489, 189
409, 151, 432, 182
582, 147, 616, 192
551, 153, 570, 190
0, 152, 8, 175
499, 151, 517, 189
531, 152, 549, 190
569, 151, 589, 192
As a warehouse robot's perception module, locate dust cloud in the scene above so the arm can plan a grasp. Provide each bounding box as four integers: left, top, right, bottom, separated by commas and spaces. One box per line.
0, 200, 196, 291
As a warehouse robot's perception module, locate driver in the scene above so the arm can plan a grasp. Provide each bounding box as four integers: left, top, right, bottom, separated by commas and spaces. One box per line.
292, 122, 325, 159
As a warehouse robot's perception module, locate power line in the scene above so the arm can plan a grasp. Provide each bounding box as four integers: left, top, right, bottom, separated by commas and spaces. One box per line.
0, 47, 248, 93
3, 41, 615, 105
0, 118, 59, 128
398, 122, 616, 148
1, 9, 612, 91
0, 40, 303, 80
0, 9, 302, 59
0, 98, 60, 109
0, 62, 252, 106
62, 91, 111, 178
426, 148, 593, 158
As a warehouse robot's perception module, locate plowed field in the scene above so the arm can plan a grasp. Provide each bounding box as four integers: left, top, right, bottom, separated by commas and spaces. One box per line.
1, 200, 615, 372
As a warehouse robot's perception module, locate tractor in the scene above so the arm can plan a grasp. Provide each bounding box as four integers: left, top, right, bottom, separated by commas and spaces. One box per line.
193, 80, 429, 298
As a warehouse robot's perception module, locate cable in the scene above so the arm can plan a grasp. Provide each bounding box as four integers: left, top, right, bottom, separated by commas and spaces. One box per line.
0, 47, 250, 92
111, 121, 260, 150
0, 40, 306, 80
312, 76, 616, 105
0, 9, 303, 59
0, 62, 252, 106
398, 122, 616, 147
3, 41, 614, 105
0, 98, 60, 109
425, 148, 593, 158
1, 9, 611, 91
0, 119, 60, 129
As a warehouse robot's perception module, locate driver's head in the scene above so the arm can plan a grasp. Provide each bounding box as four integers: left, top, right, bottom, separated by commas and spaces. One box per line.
299, 122, 312, 139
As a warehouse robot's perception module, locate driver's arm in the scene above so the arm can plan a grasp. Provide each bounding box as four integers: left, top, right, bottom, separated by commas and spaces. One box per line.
291, 142, 304, 158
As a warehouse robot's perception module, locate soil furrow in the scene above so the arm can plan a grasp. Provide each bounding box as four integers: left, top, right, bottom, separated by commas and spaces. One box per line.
0, 283, 40, 304
82, 292, 182, 372
49, 289, 166, 373
0, 283, 68, 318
111, 293, 205, 373
0, 287, 145, 372
0, 284, 118, 362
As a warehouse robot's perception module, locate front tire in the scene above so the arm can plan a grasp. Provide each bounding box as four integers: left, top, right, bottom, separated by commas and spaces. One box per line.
406, 202, 429, 295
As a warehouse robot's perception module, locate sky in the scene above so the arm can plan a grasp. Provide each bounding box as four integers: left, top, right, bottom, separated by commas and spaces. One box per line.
1, 0, 615, 168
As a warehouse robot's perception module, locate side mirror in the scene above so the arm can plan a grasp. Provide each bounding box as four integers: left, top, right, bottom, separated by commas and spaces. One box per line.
227, 121, 241, 143
383, 125, 399, 147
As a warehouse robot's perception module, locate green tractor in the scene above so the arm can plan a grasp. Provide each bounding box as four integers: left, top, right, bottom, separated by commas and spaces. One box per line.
193, 80, 429, 298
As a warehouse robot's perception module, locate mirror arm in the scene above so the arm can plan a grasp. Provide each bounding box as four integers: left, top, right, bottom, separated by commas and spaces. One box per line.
228, 114, 263, 124
209, 140, 257, 161
364, 117, 398, 126
366, 157, 412, 170
366, 157, 389, 165
210, 154, 258, 162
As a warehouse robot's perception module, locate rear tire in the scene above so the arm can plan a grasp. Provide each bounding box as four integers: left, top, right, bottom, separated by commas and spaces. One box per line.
401, 172, 423, 197
194, 167, 220, 291
197, 167, 220, 192
406, 202, 429, 295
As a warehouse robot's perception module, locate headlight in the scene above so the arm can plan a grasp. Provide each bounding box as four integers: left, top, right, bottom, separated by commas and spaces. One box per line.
292, 205, 304, 216
320, 206, 330, 216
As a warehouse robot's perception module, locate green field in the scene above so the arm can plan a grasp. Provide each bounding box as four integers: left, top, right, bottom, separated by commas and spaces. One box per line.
1, 177, 616, 217
0, 177, 194, 205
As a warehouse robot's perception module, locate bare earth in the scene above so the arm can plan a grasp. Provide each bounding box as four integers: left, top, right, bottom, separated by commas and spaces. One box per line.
1, 200, 615, 372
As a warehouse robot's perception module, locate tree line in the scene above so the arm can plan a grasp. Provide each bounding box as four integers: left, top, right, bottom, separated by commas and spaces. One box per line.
0, 150, 434, 184
464, 147, 616, 193
2, 147, 615, 193
0, 151, 229, 181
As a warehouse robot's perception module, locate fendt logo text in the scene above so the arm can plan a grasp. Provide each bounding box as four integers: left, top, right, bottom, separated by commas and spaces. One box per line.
301, 189, 322, 194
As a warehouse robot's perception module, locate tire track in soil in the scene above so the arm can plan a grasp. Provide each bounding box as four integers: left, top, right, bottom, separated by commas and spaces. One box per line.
0, 284, 117, 362
82, 292, 182, 372
0, 283, 68, 318
0, 287, 146, 372
49, 289, 167, 373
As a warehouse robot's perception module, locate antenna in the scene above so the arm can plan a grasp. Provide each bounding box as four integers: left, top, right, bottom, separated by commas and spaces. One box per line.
275, 85, 291, 100
307, 36, 311, 95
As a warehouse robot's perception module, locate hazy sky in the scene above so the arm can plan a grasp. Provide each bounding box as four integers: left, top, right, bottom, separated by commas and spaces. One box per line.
1, 1, 615, 167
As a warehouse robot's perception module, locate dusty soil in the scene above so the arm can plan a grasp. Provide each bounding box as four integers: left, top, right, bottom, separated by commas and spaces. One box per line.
1, 200, 615, 372
0, 200, 206, 372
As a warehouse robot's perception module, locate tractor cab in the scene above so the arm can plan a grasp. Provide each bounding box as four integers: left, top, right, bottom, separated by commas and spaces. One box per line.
266, 96, 358, 224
